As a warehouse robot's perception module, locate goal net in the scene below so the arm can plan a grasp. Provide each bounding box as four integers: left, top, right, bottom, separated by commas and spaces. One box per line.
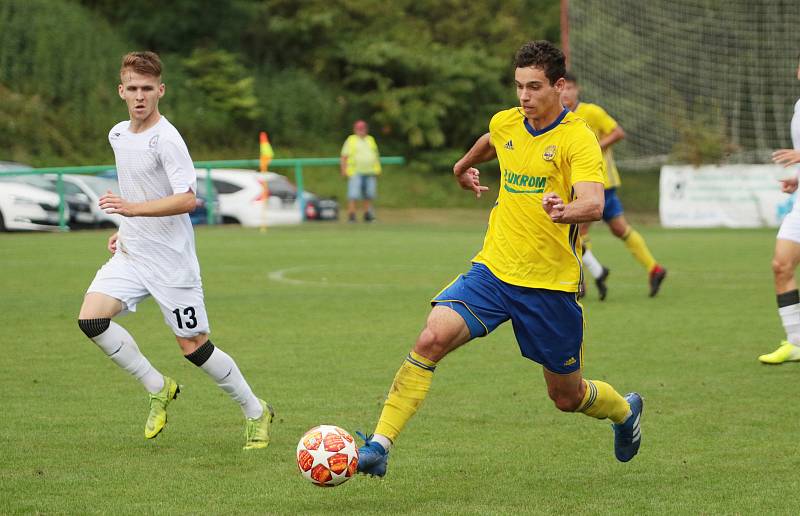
567, 0, 800, 169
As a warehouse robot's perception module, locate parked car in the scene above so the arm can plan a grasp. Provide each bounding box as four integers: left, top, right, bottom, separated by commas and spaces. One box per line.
46, 174, 123, 228
2, 174, 94, 227
0, 162, 68, 231
195, 168, 339, 227
98, 170, 222, 225
191, 177, 223, 225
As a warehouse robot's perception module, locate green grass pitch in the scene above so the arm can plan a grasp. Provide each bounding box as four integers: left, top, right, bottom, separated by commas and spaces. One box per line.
2, 215, 798, 514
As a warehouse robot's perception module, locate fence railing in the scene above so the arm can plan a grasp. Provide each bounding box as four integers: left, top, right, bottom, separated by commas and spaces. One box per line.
0, 156, 404, 230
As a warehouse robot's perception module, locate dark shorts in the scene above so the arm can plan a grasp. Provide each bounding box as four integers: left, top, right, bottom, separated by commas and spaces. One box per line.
602, 187, 624, 222
431, 263, 584, 374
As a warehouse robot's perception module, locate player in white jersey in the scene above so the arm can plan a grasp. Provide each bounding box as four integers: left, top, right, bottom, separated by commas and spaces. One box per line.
759, 54, 800, 364
77, 51, 273, 449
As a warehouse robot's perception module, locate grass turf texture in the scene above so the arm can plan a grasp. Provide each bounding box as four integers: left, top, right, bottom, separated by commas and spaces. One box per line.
1, 214, 797, 514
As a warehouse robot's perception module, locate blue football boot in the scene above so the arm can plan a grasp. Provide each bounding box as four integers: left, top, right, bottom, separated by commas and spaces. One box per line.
355, 432, 389, 477
612, 393, 643, 462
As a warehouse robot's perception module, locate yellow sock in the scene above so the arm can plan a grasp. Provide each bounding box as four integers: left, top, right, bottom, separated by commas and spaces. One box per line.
622, 227, 657, 272
578, 379, 630, 424
374, 351, 437, 442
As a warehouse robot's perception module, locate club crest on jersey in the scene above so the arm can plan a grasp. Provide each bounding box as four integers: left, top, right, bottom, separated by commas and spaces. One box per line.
149, 135, 159, 148
542, 145, 557, 161
504, 140, 514, 150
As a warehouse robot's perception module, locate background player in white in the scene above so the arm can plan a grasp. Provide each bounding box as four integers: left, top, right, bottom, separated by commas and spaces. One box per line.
760, 54, 800, 364
77, 51, 273, 449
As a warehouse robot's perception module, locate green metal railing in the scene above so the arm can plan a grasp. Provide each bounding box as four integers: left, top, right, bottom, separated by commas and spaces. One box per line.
0, 156, 404, 230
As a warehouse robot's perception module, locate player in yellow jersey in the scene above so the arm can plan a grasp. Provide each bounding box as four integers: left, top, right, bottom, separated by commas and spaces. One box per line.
561, 73, 667, 299
356, 41, 643, 478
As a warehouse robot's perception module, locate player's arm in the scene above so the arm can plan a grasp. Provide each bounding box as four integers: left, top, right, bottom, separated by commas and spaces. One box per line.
453, 133, 494, 197
599, 125, 625, 151
772, 149, 800, 193
99, 190, 197, 217
107, 231, 118, 253
773, 149, 800, 167
542, 182, 604, 224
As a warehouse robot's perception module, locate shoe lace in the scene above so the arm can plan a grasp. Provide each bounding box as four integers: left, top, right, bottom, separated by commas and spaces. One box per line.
355, 431, 373, 444
245, 418, 258, 440
148, 391, 165, 410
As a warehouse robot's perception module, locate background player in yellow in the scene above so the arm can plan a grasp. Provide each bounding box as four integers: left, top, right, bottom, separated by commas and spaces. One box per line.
561, 72, 667, 299
355, 41, 643, 478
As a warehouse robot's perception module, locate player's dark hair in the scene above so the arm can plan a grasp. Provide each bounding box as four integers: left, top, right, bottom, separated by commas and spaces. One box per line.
513, 41, 566, 85
564, 71, 577, 83
120, 51, 163, 79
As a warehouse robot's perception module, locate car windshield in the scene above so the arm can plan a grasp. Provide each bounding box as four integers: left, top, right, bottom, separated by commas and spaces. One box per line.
78, 175, 120, 196
0, 175, 56, 191
268, 177, 297, 194
0, 162, 32, 172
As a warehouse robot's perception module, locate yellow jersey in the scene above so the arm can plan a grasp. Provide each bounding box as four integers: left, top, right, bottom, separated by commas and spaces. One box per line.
572, 102, 620, 188
472, 107, 605, 292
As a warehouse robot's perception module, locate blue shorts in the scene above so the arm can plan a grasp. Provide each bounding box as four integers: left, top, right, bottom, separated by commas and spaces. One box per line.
602, 187, 624, 221
431, 263, 584, 374
347, 174, 377, 201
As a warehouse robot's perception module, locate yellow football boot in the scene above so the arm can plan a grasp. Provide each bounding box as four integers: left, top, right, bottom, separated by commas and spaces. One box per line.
758, 341, 800, 364
145, 376, 180, 439
243, 399, 274, 450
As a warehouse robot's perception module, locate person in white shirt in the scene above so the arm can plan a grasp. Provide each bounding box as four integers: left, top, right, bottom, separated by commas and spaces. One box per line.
77, 51, 273, 449
760, 54, 800, 364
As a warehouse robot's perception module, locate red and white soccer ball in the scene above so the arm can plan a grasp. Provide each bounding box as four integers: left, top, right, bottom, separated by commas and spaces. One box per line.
296, 425, 359, 487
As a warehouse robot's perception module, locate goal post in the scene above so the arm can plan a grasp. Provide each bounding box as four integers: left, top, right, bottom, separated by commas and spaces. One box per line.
565, 0, 800, 169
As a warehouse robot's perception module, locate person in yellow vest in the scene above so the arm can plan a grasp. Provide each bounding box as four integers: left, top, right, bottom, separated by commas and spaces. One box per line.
340, 120, 381, 222
355, 41, 643, 478
561, 72, 667, 299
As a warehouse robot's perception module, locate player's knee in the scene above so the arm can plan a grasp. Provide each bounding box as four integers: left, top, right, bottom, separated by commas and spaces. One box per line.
78, 318, 110, 339
548, 390, 583, 412
611, 222, 628, 238
415, 327, 452, 361
175, 333, 208, 355
772, 257, 794, 278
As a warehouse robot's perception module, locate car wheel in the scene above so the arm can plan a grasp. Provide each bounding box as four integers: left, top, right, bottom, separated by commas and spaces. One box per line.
221, 216, 240, 225
0, 209, 6, 231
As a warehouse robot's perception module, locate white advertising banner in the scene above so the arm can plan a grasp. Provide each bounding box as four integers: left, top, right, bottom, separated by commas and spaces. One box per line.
659, 165, 798, 228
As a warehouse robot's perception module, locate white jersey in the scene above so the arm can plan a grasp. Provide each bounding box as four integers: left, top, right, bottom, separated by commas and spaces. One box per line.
788, 98, 800, 216
108, 116, 201, 287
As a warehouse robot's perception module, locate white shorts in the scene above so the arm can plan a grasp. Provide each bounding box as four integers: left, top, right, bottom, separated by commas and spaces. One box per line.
87, 253, 210, 337
778, 209, 800, 244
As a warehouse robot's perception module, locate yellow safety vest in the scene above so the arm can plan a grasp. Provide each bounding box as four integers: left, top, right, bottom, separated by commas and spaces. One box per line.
343, 135, 381, 176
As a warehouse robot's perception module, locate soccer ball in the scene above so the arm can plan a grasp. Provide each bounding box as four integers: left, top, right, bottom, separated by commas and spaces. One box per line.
296, 425, 359, 487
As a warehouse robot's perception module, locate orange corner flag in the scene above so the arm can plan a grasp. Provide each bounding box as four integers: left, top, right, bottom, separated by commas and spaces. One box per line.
259, 131, 274, 172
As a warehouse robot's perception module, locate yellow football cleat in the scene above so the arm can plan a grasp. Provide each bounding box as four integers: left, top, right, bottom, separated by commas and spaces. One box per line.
145, 376, 180, 439
758, 341, 800, 364
243, 399, 274, 450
